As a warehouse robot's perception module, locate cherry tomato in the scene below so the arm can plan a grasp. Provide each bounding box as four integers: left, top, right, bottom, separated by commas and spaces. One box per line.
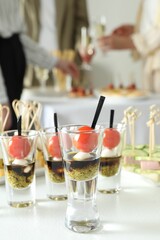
48, 135, 62, 158
103, 128, 120, 149
73, 126, 98, 153
8, 136, 31, 159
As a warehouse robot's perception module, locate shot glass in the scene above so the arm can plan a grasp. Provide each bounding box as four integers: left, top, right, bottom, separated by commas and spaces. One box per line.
0, 130, 38, 207
59, 124, 103, 233
41, 127, 67, 200
98, 123, 126, 194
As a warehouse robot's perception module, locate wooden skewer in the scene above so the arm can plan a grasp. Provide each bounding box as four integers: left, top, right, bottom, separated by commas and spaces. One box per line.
33, 101, 42, 129
12, 100, 28, 130
28, 102, 42, 130
12, 99, 20, 117
12, 99, 42, 131
132, 120, 135, 151
123, 106, 141, 151
2, 106, 10, 132
148, 105, 160, 156
0, 105, 2, 132
149, 126, 152, 158
0, 105, 10, 132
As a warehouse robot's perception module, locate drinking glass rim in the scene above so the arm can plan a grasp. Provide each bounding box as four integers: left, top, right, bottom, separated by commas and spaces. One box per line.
41, 126, 57, 132
0, 129, 39, 138
99, 122, 126, 130
58, 124, 104, 134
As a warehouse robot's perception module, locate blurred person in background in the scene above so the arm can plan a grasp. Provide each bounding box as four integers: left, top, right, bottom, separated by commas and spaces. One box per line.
98, 0, 160, 93
20, 0, 89, 86
0, 0, 79, 130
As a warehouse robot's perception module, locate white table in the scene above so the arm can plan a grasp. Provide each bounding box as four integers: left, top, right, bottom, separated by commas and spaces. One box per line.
0, 170, 160, 240
21, 87, 160, 144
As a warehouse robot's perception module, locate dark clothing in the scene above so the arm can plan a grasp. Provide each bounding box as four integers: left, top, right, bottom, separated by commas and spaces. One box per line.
0, 34, 26, 129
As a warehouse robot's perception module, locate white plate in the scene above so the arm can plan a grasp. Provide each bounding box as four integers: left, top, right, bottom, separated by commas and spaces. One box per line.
95, 89, 150, 102
0, 168, 45, 185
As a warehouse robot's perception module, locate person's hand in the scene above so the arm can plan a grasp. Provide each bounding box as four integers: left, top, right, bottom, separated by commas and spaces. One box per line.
97, 34, 135, 51
55, 60, 79, 79
112, 24, 134, 37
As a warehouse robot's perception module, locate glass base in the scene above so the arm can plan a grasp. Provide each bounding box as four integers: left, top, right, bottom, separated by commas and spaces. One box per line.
65, 219, 100, 233
9, 201, 34, 208
47, 194, 67, 201
98, 171, 121, 194
98, 188, 120, 194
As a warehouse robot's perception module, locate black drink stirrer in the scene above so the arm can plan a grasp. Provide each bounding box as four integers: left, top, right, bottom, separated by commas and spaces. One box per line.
54, 112, 58, 132
17, 115, 22, 136
91, 96, 105, 129
109, 109, 115, 128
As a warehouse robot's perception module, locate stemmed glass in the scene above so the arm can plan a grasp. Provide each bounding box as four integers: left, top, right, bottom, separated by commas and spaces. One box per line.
34, 66, 49, 92
92, 16, 107, 56
78, 27, 95, 71
94, 15, 107, 38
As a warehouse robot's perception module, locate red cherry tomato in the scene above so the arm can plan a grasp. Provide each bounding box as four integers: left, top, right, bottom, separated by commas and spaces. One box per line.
73, 126, 98, 153
48, 135, 62, 158
103, 128, 120, 149
8, 136, 31, 159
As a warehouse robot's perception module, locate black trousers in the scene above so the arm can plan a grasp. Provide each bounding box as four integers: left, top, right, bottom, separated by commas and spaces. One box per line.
0, 34, 26, 129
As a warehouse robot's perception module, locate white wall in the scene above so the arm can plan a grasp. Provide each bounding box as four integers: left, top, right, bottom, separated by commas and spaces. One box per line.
87, 0, 142, 88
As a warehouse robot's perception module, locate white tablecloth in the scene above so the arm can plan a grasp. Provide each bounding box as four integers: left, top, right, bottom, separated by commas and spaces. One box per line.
21, 87, 160, 144
0, 170, 160, 240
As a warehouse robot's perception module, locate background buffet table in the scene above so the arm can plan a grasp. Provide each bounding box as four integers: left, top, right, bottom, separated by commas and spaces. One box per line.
0, 170, 160, 240
22, 87, 160, 144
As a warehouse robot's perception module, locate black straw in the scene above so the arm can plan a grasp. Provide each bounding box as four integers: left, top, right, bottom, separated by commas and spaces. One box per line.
54, 113, 58, 132
91, 96, 105, 129
17, 115, 22, 136
109, 109, 114, 128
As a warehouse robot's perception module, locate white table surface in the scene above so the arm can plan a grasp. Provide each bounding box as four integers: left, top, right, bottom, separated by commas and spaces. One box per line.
0, 170, 160, 240
22, 87, 160, 144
